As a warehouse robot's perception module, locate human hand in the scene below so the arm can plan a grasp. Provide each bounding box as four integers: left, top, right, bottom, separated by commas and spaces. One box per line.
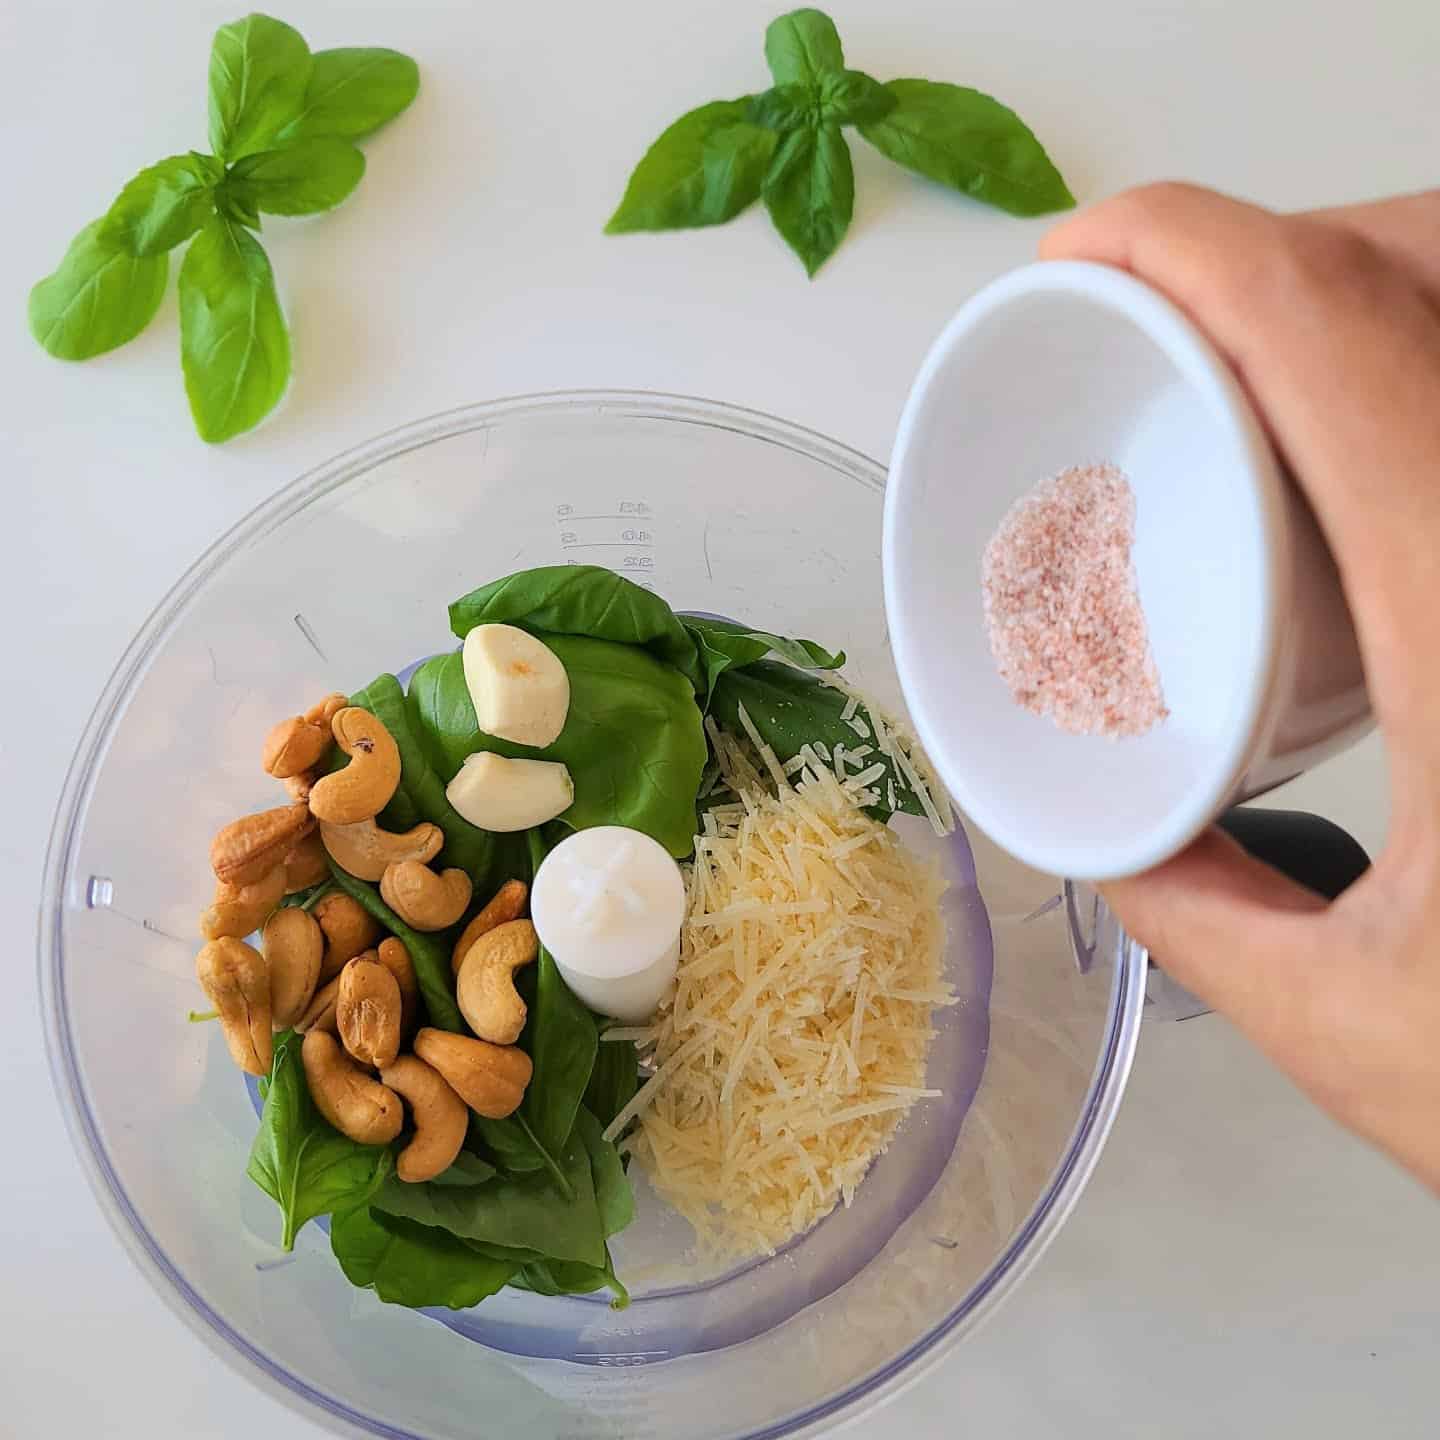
1040, 183, 1440, 1192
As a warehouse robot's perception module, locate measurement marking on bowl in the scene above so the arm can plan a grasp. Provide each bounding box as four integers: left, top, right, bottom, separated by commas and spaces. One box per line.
293, 612, 328, 661
556, 500, 660, 591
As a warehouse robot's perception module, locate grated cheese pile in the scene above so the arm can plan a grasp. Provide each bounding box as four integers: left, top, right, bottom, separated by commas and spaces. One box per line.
602, 710, 954, 1258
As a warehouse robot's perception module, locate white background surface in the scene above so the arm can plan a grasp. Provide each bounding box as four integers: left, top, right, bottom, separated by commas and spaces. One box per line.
4, 0, 1438, 1435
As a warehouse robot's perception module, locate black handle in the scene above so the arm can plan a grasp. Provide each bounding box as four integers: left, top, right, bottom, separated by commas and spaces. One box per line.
1216, 806, 1371, 900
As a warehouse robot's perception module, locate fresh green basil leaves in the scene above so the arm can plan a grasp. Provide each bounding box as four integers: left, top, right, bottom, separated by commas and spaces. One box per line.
246, 1029, 394, 1251
28, 13, 418, 441
179, 214, 291, 443
859, 79, 1074, 217
608, 6, 1072, 274
27, 222, 170, 361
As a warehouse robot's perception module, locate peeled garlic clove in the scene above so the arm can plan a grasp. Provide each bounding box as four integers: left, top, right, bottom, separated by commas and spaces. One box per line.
462, 624, 570, 748
446, 752, 574, 832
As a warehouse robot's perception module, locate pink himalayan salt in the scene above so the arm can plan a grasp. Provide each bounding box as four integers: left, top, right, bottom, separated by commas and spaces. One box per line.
981, 463, 1167, 738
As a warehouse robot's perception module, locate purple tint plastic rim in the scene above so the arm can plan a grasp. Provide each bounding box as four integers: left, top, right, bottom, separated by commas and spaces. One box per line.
37, 391, 1147, 1440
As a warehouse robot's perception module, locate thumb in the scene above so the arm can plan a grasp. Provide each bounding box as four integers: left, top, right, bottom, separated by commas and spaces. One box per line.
1100, 826, 1329, 1043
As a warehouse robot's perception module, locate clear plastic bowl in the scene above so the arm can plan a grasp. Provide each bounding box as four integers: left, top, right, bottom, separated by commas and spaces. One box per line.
39, 392, 1145, 1440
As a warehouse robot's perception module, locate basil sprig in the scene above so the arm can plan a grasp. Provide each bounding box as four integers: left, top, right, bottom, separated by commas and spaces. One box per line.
27, 14, 419, 442
607, 7, 1073, 276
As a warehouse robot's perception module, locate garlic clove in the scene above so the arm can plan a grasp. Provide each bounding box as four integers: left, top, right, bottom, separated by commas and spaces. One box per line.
462, 624, 570, 748
445, 752, 574, 832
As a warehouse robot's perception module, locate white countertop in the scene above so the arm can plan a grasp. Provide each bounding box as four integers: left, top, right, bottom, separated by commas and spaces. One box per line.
5, 0, 1437, 1434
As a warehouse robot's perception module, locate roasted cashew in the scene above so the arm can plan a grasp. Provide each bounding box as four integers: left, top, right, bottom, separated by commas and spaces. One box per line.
380, 861, 473, 932
282, 830, 330, 893
313, 891, 382, 982
451, 878, 528, 974
301, 1030, 403, 1145
200, 864, 286, 941
210, 802, 314, 887
380, 1055, 468, 1183
295, 975, 340, 1034
375, 937, 420, 1036
262, 715, 330, 779
262, 907, 323, 1029
456, 920, 537, 1045
414, 1027, 532, 1119
283, 771, 314, 803
304, 693, 348, 728
320, 816, 443, 883
196, 938, 273, 1076
307, 707, 401, 825
337, 955, 402, 1069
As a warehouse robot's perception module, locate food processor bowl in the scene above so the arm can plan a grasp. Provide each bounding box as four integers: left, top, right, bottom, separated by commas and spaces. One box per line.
40, 393, 1145, 1440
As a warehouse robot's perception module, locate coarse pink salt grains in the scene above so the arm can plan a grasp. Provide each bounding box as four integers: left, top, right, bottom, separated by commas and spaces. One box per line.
982, 463, 1168, 738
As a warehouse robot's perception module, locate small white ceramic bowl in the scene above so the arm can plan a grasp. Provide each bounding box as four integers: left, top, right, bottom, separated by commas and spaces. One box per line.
884, 261, 1371, 881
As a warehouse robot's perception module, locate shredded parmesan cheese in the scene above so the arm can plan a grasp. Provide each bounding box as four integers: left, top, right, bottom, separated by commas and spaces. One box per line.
609, 719, 953, 1258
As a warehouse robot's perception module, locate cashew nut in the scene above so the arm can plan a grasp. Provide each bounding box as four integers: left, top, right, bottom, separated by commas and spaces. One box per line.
196, 938, 273, 1076
380, 1055, 468, 1182
375, 936, 420, 1036
451, 878, 528, 974
282, 830, 330, 894
320, 816, 443, 883
301, 1029, 403, 1145
337, 955, 402, 1069
261, 907, 323, 1029
307, 707, 401, 825
380, 861, 473, 932
456, 920, 537, 1045
262, 715, 330, 779
295, 974, 340, 1034
283, 771, 315, 803
200, 864, 286, 941
304, 692, 348, 727
313, 891, 382, 982
211, 802, 315, 886
413, 1027, 533, 1119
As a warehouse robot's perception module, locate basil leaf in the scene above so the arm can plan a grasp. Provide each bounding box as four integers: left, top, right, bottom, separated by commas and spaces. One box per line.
28, 221, 167, 361
820, 69, 895, 126
518, 831, 599, 1157
450, 564, 702, 688
764, 8, 845, 87
584, 1030, 640, 1131
278, 47, 420, 142
246, 1030, 393, 1251
347, 672, 499, 889
762, 122, 853, 277
709, 660, 930, 822
748, 84, 816, 133
179, 214, 290, 442
330, 1207, 516, 1309
471, 1114, 546, 1175
325, 861, 465, 1032
511, 1247, 629, 1308
682, 616, 844, 698
408, 635, 707, 858
216, 185, 263, 231
100, 153, 222, 257
429, 1151, 498, 1187
858, 79, 1074, 217
222, 138, 365, 216
605, 98, 776, 234
208, 13, 312, 162
574, 1107, 633, 1238
372, 1124, 606, 1267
